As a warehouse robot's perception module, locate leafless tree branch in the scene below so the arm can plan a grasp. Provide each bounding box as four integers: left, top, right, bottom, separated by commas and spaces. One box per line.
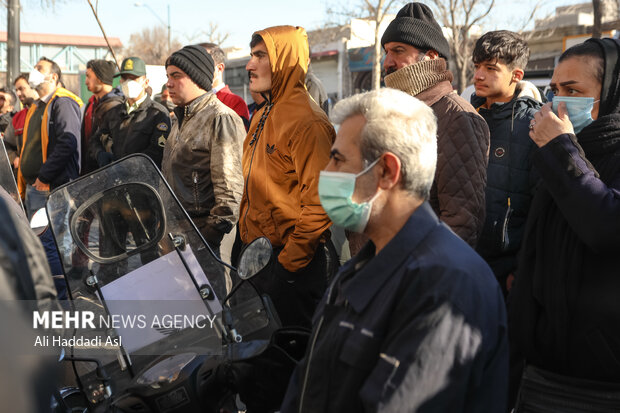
123, 27, 183, 65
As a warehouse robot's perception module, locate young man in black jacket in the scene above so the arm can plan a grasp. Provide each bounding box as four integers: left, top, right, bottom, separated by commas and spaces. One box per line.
89, 57, 170, 168
80, 59, 123, 175
470, 30, 541, 295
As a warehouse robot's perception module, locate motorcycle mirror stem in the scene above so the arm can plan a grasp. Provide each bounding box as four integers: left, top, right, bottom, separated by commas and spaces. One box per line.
59, 350, 112, 398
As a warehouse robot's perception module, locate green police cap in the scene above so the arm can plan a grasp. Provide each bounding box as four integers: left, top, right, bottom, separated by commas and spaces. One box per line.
115, 57, 147, 77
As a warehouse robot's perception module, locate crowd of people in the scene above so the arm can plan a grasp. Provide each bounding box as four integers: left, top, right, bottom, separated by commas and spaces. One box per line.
1, 1, 620, 412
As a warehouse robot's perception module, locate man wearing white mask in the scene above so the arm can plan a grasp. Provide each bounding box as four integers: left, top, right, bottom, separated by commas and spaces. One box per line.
282, 88, 508, 412
17, 57, 82, 217
89, 56, 170, 168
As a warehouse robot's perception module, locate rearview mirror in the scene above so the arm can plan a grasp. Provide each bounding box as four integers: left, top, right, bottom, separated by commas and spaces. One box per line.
237, 237, 272, 280
30, 208, 49, 236
70, 183, 166, 264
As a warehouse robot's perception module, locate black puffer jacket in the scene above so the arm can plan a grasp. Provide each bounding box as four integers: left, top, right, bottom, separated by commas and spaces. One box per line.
89, 95, 170, 168
80, 88, 124, 175
472, 89, 541, 266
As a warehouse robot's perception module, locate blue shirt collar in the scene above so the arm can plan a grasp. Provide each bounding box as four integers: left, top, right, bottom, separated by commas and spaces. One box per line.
338, 201, 440, 313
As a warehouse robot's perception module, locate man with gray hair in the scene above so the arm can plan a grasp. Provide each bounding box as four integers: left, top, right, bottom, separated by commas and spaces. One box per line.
281, 88, 508, 412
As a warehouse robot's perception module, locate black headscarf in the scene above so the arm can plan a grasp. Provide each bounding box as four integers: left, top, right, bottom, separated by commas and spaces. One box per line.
509, 38, 620, 377
589, 38, 620, 117
577, 38, 620, 158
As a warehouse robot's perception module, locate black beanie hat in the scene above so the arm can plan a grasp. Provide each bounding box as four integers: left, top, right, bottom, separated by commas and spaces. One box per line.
87, 59, 117, 86
381, 2, 450, 60
166, 45, 215, 91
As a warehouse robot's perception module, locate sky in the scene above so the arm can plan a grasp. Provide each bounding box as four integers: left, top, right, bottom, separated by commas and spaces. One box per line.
16, 0, 331, 52
10, 0, 588, 52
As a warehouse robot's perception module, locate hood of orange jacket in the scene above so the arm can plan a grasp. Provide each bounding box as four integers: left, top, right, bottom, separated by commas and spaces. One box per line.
259, 25, 308, 104
239, 26, 335, 272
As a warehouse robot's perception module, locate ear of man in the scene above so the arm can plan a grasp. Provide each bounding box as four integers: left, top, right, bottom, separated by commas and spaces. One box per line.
377, 153, 402, 190
511, 68, 525, 83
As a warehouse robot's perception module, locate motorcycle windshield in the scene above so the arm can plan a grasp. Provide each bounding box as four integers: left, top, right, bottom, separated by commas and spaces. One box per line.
0, 139, 23, 212
45, 154, 233, 403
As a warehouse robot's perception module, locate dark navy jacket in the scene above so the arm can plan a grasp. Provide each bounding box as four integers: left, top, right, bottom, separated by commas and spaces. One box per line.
281, 202, 508, 413
509, 133, 620, 383
37, 95, 82, 189
472, 92, 541, 269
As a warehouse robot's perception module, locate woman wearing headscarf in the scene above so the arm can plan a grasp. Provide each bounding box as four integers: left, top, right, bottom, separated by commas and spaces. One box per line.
509, 38, 620, 411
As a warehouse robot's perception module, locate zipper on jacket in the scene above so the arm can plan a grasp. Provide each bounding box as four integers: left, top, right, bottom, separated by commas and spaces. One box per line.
379, 353, 401, 399
192, 171, 199, 213
298, 270, 345, 413
241, 134, 259, 240
240, 102, 273, 239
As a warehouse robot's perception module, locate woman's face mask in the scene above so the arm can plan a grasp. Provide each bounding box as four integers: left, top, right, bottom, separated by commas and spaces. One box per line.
550, 57, 602, 131
552, 96, 600, 134
318, 158, 381, 233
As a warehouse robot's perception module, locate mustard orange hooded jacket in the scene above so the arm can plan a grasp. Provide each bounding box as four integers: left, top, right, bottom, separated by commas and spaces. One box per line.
239, 26, 335, 272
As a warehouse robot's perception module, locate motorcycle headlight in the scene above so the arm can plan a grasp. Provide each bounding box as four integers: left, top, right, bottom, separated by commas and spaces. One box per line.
135, 352, 197, 388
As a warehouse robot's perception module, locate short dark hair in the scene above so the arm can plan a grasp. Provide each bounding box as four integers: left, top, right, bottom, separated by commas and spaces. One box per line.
199, 42, 226, 65
13, 73, 28, 85
250, 34, 263, 49
559, 41, 604, 84
472, 30, 530, 70
38, 57, 62, 84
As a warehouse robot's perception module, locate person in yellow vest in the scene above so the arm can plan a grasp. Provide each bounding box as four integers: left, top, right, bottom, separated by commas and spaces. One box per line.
17, 57, 83, 217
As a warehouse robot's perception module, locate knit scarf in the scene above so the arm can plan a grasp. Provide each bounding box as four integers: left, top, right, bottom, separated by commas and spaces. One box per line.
577, 112, 620, 159
384, 59, 453, 96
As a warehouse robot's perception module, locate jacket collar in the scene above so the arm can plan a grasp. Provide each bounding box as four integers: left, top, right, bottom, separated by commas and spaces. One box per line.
339, 201, 440, 313
102, 87, 124, 102
471, 82, 541, 112
415, 80, 455, 107
384, 59, 453, 100
213, 83, 228, 94
174, 92, 214, 128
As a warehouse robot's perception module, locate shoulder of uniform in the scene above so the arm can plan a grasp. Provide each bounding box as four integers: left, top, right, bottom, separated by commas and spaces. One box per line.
148, 99, 170, 115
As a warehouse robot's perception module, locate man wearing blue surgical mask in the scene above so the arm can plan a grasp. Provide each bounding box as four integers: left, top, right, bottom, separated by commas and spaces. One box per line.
282, 88, 508, 413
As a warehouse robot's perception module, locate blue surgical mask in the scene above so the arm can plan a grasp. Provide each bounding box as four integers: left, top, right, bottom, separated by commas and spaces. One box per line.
318, 158, 381, 233
552, 96, 599, 134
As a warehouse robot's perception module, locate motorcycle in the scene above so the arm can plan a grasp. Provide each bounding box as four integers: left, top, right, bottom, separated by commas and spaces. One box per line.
41, 154, 297, 412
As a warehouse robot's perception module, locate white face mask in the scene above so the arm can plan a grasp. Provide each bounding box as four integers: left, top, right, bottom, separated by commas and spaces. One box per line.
28, 69, 47, 89
121, 79, 144, 99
